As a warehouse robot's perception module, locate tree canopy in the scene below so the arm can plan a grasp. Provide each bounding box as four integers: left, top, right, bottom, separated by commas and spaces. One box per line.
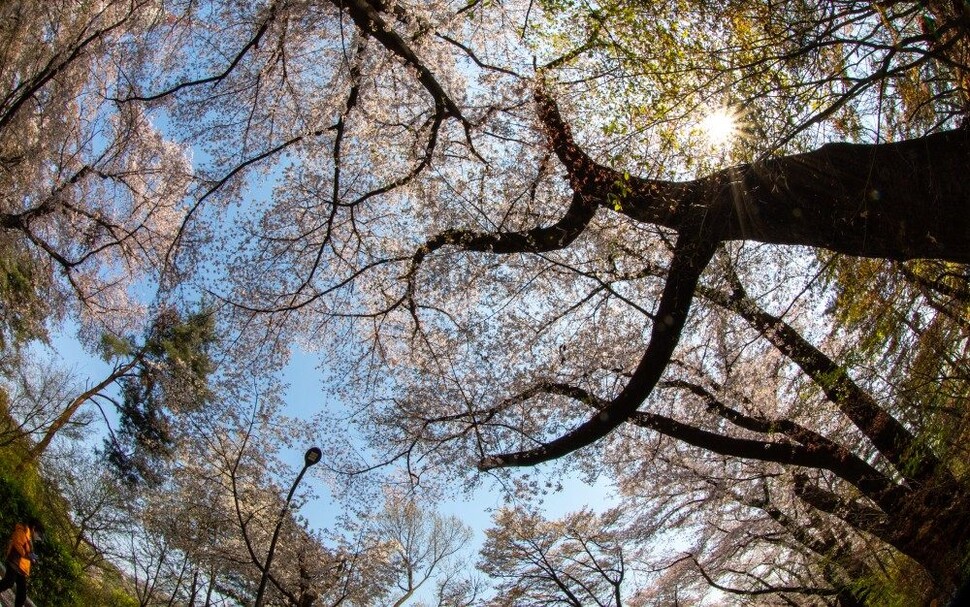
2, 0, 970, 603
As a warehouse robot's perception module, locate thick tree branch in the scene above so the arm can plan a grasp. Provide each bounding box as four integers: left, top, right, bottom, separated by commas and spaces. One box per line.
479, 234, 715, 469
489, 378, 914, 519
413, 191, 597, 262
792, 475, 897, 548
898, 262, 970, 304
401, 190, 599, 317
630, 411, 854, 473
339, 0, 466, 124
536, 84, 970, 263
697, 278, 950, 489
20, 353, 143, 469
533, 85, 690, 229
662, 379, 907, 511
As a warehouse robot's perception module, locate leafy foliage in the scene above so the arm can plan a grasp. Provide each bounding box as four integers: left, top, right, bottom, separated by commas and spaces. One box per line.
104, 307, 216, 486
0, 242, 51, 356
0, 441, 109, 606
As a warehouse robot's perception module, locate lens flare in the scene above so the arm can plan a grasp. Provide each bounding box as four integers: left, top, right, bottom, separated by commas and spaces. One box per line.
700, 107, 740, 148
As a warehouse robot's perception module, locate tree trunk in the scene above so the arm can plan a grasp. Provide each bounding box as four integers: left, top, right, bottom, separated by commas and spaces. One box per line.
536, 88, 970, 263
18, 355, 140, 470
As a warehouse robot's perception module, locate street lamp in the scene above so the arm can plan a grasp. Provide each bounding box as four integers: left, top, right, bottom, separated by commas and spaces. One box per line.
253, 447, 322, 607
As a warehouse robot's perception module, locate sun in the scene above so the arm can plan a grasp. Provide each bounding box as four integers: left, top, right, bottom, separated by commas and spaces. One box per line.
699, 106, 741, 148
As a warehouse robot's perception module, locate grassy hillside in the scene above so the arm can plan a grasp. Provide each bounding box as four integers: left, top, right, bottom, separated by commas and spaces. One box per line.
0, 399, 137, 607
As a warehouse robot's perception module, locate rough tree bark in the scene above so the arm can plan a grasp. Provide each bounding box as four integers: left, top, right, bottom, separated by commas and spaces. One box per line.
439, 86, 970, 471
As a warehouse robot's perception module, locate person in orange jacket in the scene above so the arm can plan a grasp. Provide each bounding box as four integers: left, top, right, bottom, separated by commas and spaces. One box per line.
0, 519, 41, 607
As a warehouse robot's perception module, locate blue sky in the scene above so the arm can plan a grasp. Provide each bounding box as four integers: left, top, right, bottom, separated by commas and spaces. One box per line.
44, 322, 617, 601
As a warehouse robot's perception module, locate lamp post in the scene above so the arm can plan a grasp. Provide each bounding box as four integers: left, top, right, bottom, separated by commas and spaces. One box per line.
253, 447, 322, 607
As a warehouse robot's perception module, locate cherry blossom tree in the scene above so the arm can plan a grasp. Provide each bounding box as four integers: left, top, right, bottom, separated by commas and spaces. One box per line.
479, 505, 631, 606
7, 0, 970, 602
0, 1, 195, 328
370, 491, 477, 607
